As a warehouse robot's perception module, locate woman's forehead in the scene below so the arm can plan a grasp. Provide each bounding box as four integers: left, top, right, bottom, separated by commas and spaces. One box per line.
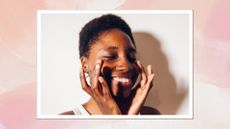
92, 29, 136, 50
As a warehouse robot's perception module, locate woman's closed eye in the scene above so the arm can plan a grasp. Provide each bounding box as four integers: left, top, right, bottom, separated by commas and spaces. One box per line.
128, 53, 137, 62
102, 55, 117, 61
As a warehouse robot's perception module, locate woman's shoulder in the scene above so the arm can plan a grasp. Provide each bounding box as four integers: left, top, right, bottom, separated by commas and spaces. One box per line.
59, 105, 90, 115
59, 110, 75, 115
140, 106, 161, 115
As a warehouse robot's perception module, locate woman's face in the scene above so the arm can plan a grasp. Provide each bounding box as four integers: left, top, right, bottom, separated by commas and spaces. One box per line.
82, 28, 139, 98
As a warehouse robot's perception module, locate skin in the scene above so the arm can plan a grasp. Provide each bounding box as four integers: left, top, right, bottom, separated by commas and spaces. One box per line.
61, 28, 156, 115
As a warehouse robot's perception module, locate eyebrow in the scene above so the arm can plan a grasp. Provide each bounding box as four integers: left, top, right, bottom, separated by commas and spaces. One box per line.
99, 46, 136, 53
103, 46, 119, 51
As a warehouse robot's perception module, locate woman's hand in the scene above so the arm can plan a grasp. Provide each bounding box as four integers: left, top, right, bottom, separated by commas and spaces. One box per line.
128, 60, 155, 115
80, 60, 121, 115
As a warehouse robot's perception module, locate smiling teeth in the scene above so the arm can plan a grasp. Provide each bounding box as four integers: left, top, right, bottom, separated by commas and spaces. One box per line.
113, 77, 129, 83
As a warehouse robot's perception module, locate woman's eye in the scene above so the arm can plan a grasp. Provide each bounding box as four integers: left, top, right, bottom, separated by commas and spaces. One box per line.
103, 55, 117, 60
128, 54, 137, 62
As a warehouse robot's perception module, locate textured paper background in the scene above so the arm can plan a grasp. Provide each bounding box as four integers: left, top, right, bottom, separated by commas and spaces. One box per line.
0, 0, 230, 129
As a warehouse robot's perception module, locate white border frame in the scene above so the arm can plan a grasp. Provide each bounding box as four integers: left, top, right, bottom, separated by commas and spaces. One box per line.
37, 10, 193, 119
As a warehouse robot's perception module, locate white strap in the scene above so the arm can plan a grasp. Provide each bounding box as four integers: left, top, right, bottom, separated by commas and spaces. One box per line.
73, 105, 90, 115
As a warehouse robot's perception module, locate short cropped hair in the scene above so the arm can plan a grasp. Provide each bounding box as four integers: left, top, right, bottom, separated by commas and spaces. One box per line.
79, 14, 135, 58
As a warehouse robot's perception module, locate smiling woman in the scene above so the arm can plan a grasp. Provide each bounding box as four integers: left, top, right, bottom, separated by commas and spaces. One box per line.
60, 14, 160, 115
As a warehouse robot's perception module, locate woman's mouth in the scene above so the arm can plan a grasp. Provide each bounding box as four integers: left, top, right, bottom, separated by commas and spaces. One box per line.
112, 77, 132, 86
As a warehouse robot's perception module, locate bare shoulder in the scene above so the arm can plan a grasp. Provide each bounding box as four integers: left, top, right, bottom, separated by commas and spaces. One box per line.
59, 110, 75, 115
140, 106, 161, 115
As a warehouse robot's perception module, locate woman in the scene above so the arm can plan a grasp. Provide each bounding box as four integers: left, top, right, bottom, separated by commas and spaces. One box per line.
61, 14, 159, 115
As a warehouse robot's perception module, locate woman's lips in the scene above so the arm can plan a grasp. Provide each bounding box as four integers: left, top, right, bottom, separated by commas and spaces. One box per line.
112, 77, 132, 86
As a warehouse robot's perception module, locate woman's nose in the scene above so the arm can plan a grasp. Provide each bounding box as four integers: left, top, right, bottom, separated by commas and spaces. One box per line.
115, 57, 131, 72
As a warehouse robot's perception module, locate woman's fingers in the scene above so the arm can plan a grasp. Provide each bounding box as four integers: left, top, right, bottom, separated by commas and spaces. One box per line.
137, 61, 155, 89
92, 60, 102, 87
146, 65, 155, 89
80, 68, 92, 95
147, 65, 152, 75
147, 65, 154, 82
137, 60, 147, 86
91, 60, 102, 95
80, 60, 103, 96
98, 76, 110, 96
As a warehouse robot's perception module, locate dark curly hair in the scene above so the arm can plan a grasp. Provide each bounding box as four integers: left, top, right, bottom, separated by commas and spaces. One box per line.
79, 14, 135, 58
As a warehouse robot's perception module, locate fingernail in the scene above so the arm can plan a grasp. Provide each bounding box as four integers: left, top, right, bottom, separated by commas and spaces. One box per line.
98, 77, 103, 82
147, 65, 152, 69
95, 60, 101, 69
96, 60, 101, 64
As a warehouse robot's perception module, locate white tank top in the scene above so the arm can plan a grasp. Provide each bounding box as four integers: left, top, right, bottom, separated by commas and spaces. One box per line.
73, 105, 90, 115
73, 105, 141, 115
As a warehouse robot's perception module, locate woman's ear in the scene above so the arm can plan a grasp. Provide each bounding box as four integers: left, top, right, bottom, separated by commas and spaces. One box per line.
80, 56, 88, 73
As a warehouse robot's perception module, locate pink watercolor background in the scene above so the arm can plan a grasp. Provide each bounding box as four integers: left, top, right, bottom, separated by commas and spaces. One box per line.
1, 0, 230, 129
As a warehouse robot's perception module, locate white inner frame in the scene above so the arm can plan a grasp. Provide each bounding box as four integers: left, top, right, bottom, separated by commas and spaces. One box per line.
37, 10, 193, 119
